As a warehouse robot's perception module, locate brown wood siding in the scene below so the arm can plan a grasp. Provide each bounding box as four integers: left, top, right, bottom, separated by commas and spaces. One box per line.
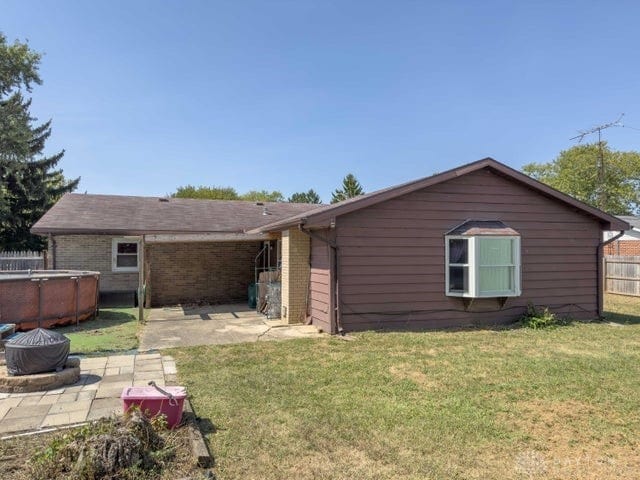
309, 232, 332, 333
336, 168, 603, 331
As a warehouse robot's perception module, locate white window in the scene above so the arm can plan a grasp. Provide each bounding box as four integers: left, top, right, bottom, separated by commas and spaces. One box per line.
112, 238, 139, 272
445, 235, 521, 298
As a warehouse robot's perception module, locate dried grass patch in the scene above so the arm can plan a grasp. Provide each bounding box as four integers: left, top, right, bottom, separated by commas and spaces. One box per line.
499, 399, 640, 479
388, 363, 437, 388
551, 344, 608, 358
284, 447, 405, 479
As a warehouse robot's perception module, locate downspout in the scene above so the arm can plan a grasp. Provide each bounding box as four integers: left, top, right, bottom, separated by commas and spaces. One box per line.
49, 234, 57, 270
298, 223, 344, 335
138, 235, 145, 322
598, 230, 625, 318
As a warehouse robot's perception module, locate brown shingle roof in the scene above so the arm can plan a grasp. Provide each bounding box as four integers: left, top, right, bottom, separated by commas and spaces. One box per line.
446, 220, 520, 236
31, 194, 319, 235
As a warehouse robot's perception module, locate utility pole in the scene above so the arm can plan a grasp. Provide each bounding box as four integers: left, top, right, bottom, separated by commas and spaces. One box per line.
570, 114, 624, 210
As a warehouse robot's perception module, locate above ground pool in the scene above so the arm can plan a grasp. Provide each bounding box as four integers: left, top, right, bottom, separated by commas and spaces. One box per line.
0, 270, 100, 330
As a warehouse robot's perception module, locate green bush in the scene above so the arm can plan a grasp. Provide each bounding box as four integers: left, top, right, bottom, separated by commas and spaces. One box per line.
520, 303, 558, 329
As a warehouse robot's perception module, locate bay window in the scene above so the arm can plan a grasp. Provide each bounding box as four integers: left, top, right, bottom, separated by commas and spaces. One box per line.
445, 222, 521, 298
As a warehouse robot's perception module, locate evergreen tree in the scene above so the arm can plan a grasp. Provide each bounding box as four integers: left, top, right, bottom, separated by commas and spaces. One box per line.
0, 33, 79, 250
331, 173, 364, 204
288, 189, 321, 204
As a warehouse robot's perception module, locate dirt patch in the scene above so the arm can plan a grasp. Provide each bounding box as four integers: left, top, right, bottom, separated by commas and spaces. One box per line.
498, 399, 640, 479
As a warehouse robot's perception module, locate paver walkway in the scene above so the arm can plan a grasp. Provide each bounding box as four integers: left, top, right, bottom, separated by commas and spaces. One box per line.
139, 303, 323, 350
0, 353, 175, 436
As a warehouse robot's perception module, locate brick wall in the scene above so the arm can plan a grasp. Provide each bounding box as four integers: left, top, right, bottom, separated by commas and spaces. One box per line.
281, 228, 310, 324
605, 240, 640, 256
51, 235, 138, 292
146, 241, 261, 306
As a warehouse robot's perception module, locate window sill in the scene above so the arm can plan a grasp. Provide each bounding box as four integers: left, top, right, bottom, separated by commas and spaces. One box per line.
112, 268, 139, 273
446, 292, 521, 298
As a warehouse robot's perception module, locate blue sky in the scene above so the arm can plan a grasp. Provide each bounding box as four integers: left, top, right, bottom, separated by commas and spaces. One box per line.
4, 1, 640, 202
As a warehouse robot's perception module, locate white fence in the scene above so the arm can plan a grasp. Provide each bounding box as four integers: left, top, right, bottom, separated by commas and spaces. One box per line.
605, 255, 640, 296
0, 251, 45, 271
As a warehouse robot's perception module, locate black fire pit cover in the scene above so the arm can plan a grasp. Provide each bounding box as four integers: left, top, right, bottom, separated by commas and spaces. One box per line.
5, 328, 70, 376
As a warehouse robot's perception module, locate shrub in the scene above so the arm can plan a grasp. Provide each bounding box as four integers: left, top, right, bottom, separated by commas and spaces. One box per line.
520, 303, 558, 329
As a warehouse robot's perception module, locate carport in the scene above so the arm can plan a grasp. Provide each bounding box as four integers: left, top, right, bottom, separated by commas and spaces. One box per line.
31, 194, 321, 323
141, 232, 274, 308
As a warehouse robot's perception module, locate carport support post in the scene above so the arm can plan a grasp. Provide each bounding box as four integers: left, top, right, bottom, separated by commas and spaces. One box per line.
281, 228, 310, 324
138, 236, 145, 322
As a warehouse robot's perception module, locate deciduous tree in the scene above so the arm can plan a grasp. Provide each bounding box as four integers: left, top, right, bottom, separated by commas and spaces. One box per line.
239, 190, 284, 202
172, 186, 284, 202
288, 189, 321, 204
172, 185, 239, 200
523, 143, 640, 215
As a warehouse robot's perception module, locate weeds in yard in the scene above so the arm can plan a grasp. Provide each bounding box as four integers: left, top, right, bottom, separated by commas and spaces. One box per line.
27, 409, 178, 480
520, 303, 558, 329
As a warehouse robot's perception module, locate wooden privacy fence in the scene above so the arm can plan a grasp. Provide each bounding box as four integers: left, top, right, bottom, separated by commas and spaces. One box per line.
605, 255, 640, 296
0, 251, 46, 271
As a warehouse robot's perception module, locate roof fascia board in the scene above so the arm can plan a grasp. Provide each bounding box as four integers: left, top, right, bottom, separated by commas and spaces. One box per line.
486, 162, 630, 231
33, 229, 276, 239
145, 233, 275, 243
253, 158, 629, 232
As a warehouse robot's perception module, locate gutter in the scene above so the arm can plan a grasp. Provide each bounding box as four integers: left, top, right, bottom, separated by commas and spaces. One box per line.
598, 230, 625, 317
297, 223, 344, 335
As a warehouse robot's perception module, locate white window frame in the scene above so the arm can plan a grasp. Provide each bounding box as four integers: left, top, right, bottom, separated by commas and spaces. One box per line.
112, 237, 140, 273
445, 235, 521, 298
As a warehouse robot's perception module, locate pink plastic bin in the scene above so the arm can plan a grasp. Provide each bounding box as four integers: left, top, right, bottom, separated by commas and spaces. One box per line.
121, 386, 187, 428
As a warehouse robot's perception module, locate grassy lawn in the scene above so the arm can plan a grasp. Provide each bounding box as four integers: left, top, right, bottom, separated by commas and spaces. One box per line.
172, 294, 640, 480
602, 293, 640, 324
55, 307, 140, 354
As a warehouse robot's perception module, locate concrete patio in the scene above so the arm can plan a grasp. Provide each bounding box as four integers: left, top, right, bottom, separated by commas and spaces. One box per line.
0, 353, 175, 436
138, 303, 323, 351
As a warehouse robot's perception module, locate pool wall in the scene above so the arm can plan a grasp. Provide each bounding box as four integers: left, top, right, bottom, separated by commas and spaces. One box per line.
0, 270, 100, 330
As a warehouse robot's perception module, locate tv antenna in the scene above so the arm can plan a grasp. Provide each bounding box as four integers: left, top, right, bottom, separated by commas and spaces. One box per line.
569, 113, 625, 210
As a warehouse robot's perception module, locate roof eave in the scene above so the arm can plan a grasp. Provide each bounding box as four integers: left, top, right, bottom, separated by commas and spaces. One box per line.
485, 163, 630, 231
246, 218, 308, 234
249, 157, 628, 233
608, 218, 632, 232
31, 227, 252, 236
